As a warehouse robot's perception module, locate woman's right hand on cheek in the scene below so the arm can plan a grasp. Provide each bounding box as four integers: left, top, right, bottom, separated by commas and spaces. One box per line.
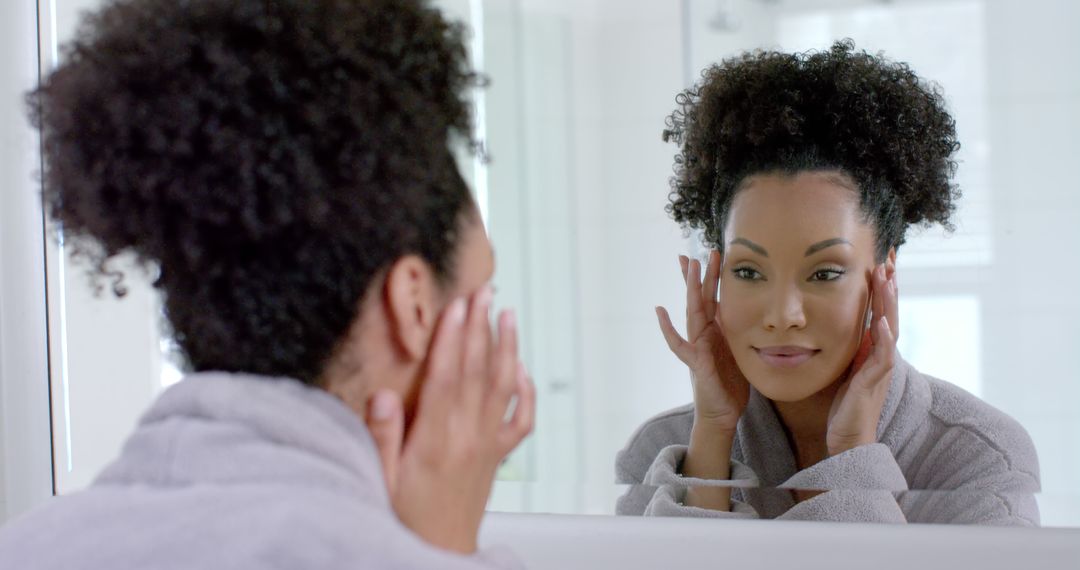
364, 288, 536, 555
656, 252, 750, 433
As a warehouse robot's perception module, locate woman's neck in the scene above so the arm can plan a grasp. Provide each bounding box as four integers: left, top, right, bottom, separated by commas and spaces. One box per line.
772, 379, 843, 469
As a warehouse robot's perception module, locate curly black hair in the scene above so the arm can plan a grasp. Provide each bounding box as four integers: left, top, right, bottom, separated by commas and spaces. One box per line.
663, 40, 961, 260
29, 0, 479, 385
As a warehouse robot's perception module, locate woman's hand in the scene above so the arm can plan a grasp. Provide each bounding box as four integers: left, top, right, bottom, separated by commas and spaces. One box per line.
826, 262, 899, 457
364, 288, 536, 554
656, 252, 749, 432
656, 252, 749, 511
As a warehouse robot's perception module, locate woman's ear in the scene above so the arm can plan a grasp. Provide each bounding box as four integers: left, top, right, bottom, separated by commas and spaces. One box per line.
383, 255, 440, 362
885, 247, 897, 281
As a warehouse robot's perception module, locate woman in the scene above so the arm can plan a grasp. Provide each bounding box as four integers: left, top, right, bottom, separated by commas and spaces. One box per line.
0, 0, 533, 568
616, 41, 1039, 525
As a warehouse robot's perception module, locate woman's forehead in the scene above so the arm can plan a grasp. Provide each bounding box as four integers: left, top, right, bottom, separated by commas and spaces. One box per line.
725, 172, 874, 252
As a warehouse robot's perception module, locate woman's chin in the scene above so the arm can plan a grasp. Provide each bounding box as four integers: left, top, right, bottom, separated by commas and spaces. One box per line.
750, 383, 823, 403
744, 368, 839, 403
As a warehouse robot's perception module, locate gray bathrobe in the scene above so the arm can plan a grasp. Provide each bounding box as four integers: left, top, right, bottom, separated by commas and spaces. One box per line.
0, 373, 521, 569
615, 358, 1040, 525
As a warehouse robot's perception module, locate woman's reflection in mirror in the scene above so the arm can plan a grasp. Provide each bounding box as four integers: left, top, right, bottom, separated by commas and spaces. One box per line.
616, 40, 1039, 526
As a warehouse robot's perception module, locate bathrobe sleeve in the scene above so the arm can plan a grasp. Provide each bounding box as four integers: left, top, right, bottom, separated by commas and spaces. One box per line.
472, 546, 528, 569
914, 378, 1041, 526
892, 410, 1041, 527
616, 364, 1041, 525
625, 443, 908, 522
618, 444, 761, 518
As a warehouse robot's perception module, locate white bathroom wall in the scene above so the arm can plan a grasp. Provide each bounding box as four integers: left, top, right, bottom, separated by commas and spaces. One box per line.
480, 0, 696, 513
0, 0, 55, 524
34, 0, 169, 496
560, 0, 695, 512
483, 0, 587, 512
980, 0, 1080, 525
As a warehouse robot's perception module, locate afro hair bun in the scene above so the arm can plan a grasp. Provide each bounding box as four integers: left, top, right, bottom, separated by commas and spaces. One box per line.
663, 39, 961, 256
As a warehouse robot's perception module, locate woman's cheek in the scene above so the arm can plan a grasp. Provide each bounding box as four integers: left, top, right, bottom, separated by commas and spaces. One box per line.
824, 287, 868, 355
718, 289, 753, 338
717, 294, 760, 380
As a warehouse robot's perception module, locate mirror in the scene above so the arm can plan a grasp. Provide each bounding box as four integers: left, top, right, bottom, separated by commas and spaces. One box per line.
477, 0, 1080, 526
40, 0, 1080, 527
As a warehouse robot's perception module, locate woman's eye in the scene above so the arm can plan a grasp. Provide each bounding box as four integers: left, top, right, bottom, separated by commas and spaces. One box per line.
732, 267, 762, 281
810, 268, 845, 282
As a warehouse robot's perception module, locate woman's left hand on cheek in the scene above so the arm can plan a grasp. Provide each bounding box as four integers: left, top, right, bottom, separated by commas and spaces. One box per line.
825, 262, 899, 457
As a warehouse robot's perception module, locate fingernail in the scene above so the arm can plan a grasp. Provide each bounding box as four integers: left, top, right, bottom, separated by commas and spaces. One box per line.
503, 308, 517, 330
371, 391, 396, 421
449, 297, 467, 323
477, 285, 494, 309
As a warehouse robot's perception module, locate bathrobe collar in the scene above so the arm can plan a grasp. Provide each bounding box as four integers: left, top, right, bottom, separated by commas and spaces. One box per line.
731, 357, 926, 511
95, 371, 388, 506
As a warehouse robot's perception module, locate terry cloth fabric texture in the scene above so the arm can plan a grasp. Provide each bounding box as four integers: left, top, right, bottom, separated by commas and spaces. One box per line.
615, 357, 1040, 525
0, 372, 522, 569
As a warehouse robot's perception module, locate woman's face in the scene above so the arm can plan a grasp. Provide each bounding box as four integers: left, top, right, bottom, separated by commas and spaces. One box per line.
446, 207, 495, 300
718, 171, 880, 403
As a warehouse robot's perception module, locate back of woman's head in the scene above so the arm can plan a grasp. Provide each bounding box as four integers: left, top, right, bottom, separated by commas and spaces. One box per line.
30, 0, 477, 384
664, 39, 961, 260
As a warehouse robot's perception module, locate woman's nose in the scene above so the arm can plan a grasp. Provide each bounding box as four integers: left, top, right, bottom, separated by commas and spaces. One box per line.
763, 285, 807, 331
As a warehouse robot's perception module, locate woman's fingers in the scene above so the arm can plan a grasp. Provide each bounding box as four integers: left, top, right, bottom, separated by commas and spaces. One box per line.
485, 309, 519, 430
685, 258, 707, 335
827, 273, 898, 456
876, 315, 896, 364
867, 263, 899, 347
679, 255, 690, 283
498, 361, 536, 453
871, 265, 886, 330
702, 250, 721, 320
849, 327, 873, 378
855, 315, 896, 394
414, 297, 468, 431
850, 267, 895, 393
872, 265, 898, 336
656, 306, 691, 363
461, 287, 494, 411
366, 389, 405, 497
884, 268, 900, 341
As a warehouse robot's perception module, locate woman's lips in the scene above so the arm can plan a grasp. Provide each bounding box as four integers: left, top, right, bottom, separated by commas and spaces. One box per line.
754, 346, 820, 368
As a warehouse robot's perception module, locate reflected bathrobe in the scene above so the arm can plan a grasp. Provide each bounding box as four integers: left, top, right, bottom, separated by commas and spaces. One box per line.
615, 358, 1041, 525
0, 373, 521, 569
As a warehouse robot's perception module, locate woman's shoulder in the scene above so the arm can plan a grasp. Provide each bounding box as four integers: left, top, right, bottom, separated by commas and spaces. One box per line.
615, 403, 695, 484
911, 368, 1040, 488
621, 403, 696, 452
922, 373, 1033, 450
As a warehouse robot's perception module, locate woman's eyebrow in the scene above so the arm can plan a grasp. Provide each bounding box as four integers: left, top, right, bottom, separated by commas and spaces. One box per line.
731, 237, 768, 257
804, 238, 853, 256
